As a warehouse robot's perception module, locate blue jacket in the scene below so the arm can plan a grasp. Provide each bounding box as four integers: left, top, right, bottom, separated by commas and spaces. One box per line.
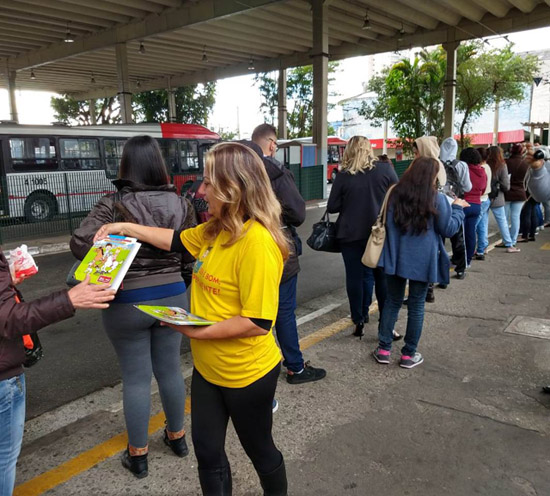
378, 193, 464, 284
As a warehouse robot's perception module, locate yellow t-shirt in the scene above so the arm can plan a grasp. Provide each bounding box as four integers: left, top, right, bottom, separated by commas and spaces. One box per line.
181, 220, 283, 388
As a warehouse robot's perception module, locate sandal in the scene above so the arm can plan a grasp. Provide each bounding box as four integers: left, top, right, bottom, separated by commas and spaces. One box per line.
495, 242, 506, 248
506, 247, 521, 253
517, 238, 529, 243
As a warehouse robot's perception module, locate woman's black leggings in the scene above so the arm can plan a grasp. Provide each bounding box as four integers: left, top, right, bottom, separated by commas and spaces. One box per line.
191, 363, 282, 475
520, 197, 539, 239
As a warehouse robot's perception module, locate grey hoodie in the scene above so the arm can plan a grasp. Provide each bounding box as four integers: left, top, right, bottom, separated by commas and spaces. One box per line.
439, 138, 472, 194
526, 165, 550, 203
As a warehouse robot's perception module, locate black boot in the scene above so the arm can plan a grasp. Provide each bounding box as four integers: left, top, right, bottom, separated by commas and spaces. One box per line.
198, 465, 232, 496
258, 459, 288, 496
121, 448, 148, 479
352, 322, 364, 338
163, 429, 189, 458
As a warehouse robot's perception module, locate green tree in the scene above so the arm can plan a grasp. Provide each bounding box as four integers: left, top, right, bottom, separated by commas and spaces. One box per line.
51, 96, 120, 125
133, 83, 216, 124
217, 128, 238, 140
456, 43, 538, 147
255, 63, 338, 138
360, 44, 539, 152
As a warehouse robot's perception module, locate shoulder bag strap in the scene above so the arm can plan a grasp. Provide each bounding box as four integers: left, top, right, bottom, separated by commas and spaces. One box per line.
379, 184, 396, 226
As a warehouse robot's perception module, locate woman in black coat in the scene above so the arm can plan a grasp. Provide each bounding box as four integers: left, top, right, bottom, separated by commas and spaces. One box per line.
327, 136, 398, 338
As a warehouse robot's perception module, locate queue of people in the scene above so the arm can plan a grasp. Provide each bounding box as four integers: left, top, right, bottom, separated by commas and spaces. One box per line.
2, 126, 549, 496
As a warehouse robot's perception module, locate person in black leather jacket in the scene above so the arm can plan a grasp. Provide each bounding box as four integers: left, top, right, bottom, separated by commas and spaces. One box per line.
250, 124, 326, 385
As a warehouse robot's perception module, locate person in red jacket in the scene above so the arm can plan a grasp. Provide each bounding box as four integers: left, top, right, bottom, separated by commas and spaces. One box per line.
459, 148, 487, 267
0, 251, 114, 496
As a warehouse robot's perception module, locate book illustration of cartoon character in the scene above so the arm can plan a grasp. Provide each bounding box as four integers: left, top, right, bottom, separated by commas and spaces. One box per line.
85, 246, 106, 274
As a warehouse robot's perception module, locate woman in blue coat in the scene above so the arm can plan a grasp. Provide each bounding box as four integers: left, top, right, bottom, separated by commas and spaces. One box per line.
373, 157, 468, 369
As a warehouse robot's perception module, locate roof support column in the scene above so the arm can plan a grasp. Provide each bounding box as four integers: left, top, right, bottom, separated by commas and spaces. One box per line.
277, 69, 287, 139
7, 71, 19, 123
167, 77, 177, 123
89, 99, 96, 125
115, 43, 133, 124
529, 125, 535, 144
443, 40, 459, 139
312, 0, 328, 199
493, 100, 499, 146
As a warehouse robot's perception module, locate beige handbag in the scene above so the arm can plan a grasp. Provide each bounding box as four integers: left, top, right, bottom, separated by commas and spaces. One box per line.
361, 185, 396, 268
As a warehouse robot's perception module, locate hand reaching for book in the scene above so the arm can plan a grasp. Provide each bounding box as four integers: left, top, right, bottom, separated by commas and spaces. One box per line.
68, 275, 116, 309
94, 223, 128, 242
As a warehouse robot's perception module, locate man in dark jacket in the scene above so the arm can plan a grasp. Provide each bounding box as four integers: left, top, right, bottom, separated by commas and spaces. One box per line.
250, 124, 326, 384
0, 248, 115, 495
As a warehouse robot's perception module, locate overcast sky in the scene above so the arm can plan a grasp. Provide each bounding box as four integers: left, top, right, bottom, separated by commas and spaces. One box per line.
2, 26, 550, 137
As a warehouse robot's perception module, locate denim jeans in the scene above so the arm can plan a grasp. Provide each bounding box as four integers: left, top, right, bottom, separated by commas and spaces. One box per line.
464, 203, 481, 264
340, 240, 386, 325
0, 374, 26, 496
275, 275, 304, 373
490, 206, 513, 247
475, 198, 491, 254
505, 201, 525, 245
378, 275, 428, 356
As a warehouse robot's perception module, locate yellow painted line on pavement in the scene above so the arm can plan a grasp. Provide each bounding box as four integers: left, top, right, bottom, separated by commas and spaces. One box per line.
541, 242, 550, 250
15, 311, 352, 496
14, 397, 191, 496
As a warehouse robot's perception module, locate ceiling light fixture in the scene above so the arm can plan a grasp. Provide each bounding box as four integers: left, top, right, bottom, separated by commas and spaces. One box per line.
136, 79, 141, 88
64, 23, 75, 43
90, 72, 95, 84
30, 70, 36, 80
139, 42, 146, 54
397, 24, 405, 41
248, 58, 255, 71
362, 12, 371, 30
202, 46, 208, 63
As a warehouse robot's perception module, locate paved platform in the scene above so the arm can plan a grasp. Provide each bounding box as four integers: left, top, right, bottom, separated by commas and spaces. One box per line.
12, 228, 550, 496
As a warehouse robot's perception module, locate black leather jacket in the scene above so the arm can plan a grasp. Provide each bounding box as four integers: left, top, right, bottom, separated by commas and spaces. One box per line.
70, 180, 195, 290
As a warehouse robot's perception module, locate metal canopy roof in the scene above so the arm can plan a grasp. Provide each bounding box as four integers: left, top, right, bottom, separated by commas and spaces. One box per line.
1, 0, 550, 99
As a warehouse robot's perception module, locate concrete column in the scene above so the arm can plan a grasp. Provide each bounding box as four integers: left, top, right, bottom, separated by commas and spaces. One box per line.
7, 71, 19, 123
312, 0, 329, 199
383, 120, 388, 155
115, 43, 133, 123
443, 40, 459, 139
277, 69, 287, 139
89, 99, 96, 125
493, 100, 500, 146
530, 125, 535, 144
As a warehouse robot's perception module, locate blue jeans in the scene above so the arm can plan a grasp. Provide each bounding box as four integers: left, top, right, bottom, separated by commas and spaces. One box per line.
0, 374, 25, 496
505, 201, 524, 245
378, 275, 428, 356
490, 206, 513, 247
340, 240, 386, 325
475, 198, 491, 255
275, 275, 304, 373
464, 203, 481, 264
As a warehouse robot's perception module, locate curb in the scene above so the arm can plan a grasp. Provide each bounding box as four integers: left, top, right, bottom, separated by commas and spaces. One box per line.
4, 242, 71, 260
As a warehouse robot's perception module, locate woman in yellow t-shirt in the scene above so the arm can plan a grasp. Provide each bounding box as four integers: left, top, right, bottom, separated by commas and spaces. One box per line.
94, 142, 290, 496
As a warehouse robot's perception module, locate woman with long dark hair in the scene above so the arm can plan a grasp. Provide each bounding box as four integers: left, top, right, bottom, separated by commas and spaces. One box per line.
70, 136, 195, 478
93, 142, 290, 495
373, 157, 468, 369
505, 143, 530, 245
487, 146, 520, 252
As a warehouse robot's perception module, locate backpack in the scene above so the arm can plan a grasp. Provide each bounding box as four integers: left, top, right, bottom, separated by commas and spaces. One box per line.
488, 177, 500, 201
443, 159, 465, 198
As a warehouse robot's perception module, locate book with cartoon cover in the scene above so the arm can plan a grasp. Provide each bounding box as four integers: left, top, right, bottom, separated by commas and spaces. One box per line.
134, 305, 215, 326
73, 235, 141, 291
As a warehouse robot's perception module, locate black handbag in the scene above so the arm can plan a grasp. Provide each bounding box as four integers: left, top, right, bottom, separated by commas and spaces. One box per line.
306, 211, 340, 253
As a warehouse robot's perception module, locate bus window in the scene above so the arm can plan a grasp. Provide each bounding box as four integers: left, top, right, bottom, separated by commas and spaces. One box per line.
327, 145, 340, 164
158, 139, 179, 174
60, 138, 101, 170
179, 140, 199, 171
9, 137, 58, 171
104, 139, 127, 179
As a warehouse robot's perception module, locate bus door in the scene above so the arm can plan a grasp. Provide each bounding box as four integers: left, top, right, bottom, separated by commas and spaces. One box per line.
60, 137, 111, 214
0, 138, 8, 216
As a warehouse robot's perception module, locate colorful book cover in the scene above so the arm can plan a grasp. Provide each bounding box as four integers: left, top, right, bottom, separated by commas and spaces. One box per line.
74, 235, 141, 291
134, 305, 215, 326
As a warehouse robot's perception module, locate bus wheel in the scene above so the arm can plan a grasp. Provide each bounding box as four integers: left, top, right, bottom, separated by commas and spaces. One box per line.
24, 192, 57, 222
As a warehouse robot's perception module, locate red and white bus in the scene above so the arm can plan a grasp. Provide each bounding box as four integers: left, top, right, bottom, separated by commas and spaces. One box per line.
0, 123, 219, 222
275, 136, 347, 182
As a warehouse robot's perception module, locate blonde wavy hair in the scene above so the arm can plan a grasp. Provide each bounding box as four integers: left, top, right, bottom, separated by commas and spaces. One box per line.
341, 136, 377, 174
202, 142, 290, 260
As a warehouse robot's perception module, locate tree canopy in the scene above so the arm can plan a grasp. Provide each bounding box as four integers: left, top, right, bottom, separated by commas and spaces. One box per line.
51, 82, 216, 126
360, 43, 539, 151
255, 63, 338, 138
